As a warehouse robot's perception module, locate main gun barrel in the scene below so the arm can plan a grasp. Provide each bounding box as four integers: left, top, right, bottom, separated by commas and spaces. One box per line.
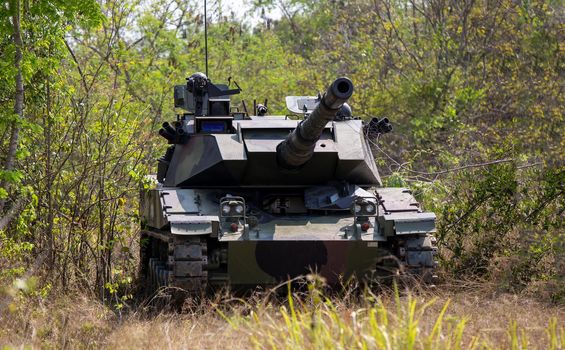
276, 77, 354, 169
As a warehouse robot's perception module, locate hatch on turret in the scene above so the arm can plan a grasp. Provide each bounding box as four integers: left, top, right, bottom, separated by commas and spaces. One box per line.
285, 96, 319, 114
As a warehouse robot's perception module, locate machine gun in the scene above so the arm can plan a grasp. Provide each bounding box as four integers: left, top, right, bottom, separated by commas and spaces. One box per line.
173, 72, 241, 116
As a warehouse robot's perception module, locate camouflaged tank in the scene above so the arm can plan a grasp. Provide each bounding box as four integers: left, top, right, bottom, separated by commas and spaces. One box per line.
140, 73, 438, 296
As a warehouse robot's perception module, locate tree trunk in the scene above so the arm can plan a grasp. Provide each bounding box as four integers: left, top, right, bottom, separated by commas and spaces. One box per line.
0, 0, 24, 213
45, 74, 55, 268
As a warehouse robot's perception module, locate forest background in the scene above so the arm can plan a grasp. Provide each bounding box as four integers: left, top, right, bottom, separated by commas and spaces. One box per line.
0, 0, 563, 347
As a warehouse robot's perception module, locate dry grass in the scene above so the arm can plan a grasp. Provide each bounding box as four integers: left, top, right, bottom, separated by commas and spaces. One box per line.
1, 280, 563, 349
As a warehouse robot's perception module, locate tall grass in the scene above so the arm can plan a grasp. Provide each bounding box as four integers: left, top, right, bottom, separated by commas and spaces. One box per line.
216, 279, 564, 350
1, 278, 563, 349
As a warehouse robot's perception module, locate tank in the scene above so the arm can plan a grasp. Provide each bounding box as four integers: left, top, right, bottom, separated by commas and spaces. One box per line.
140, 73, 438, 297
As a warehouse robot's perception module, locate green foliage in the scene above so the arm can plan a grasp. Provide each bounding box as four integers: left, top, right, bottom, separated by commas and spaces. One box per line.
0, 0, 562, 304
384, 172, 408, 188
426, 162, 564, 300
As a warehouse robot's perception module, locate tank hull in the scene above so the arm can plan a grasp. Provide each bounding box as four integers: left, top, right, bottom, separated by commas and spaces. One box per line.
226, 240, 388, 285
140, 186, 438, 295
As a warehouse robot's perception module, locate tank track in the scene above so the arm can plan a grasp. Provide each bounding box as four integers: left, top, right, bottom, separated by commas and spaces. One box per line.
140, 230, 208, 296
401, 233, 439, 283
376, 233, 439, 284
139, 230, 437, 296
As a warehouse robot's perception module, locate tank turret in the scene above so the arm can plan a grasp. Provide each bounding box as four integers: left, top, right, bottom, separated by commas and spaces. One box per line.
276, 77, 354, 169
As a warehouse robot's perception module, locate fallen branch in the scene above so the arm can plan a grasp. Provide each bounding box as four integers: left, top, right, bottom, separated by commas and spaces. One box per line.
0, 196, 28, 232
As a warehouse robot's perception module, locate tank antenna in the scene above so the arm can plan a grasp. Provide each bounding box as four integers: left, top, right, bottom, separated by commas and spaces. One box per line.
204, 0, 209, 77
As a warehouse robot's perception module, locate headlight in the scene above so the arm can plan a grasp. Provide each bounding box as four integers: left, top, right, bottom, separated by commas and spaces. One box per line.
222, 204, 231, 214
365, 203, 375, 213
219, 196, 246, 218
354, 204, 362, 213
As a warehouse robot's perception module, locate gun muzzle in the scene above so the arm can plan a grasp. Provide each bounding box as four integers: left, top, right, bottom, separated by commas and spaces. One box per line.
163, 122, 177, 135
367, 117, 392, 136
159, 128, 176, 141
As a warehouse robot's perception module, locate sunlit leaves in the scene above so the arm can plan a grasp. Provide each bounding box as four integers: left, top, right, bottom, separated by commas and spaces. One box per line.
0, 0, 562, 304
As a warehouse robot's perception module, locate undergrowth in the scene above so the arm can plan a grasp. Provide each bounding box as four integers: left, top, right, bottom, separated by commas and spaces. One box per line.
1, 278, 563, 349
214, 279, 564, 350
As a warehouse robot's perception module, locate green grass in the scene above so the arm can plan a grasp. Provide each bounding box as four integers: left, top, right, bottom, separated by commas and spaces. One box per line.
215, 280, 564, 350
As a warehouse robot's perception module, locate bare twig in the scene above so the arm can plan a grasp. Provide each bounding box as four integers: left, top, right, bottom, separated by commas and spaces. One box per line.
64, 39, 88, 92
402, 158, 515, 176
367, 130, 542, 181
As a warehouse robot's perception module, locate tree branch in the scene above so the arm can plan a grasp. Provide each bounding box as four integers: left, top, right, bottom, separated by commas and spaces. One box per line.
0, 196, 28, 232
